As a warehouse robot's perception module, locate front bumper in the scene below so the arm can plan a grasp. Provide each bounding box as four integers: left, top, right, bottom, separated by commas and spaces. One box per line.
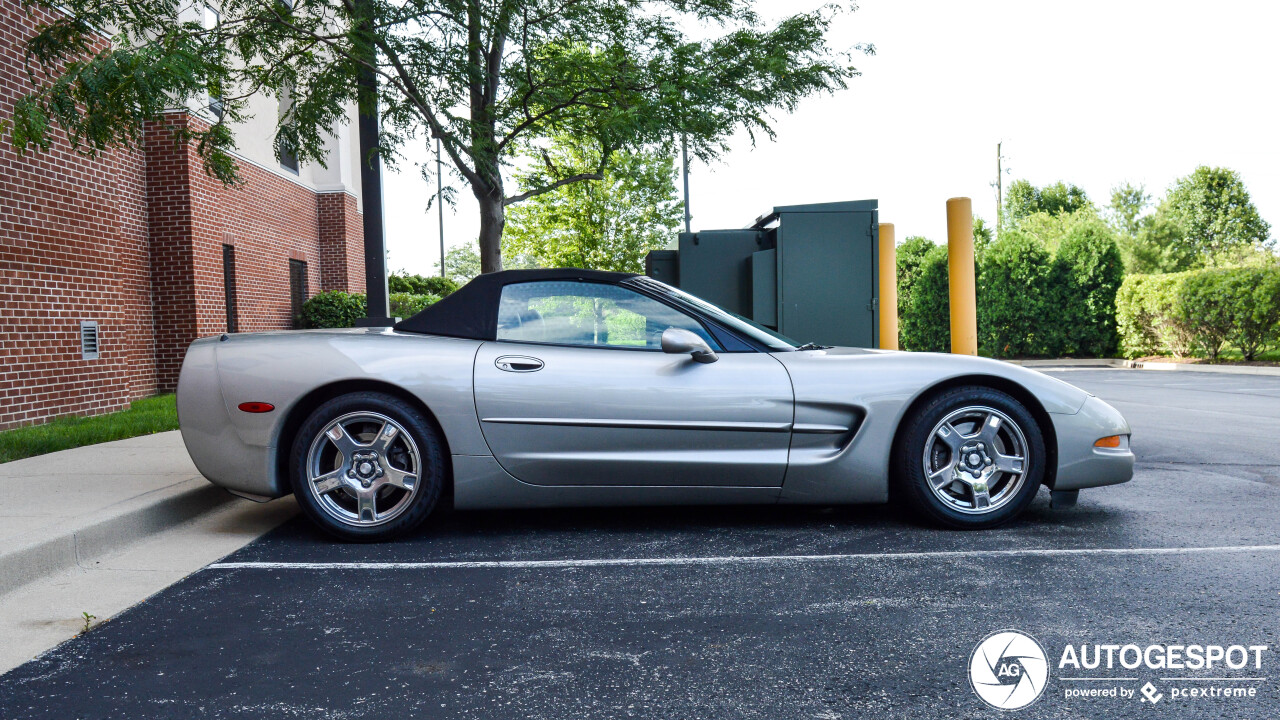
1051, 395, 1135, 491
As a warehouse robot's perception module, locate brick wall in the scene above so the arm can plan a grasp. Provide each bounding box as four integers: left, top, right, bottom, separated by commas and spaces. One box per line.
148, 113, 365, 391
0, 0, 152, 427
0, 0, 363, 428
318, 192, 365, 294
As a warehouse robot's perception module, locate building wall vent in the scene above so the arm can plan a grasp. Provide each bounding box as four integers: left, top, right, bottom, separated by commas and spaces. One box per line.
80, 320, 100, 360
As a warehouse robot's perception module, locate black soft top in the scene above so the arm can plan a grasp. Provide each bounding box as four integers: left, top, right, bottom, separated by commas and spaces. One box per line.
394, 268, 638, 339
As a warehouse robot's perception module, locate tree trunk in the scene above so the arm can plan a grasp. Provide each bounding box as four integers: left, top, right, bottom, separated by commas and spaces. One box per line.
476, 190, 505, 274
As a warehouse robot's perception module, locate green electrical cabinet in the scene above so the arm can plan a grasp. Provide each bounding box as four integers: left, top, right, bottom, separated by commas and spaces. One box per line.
647, 199, 879, 348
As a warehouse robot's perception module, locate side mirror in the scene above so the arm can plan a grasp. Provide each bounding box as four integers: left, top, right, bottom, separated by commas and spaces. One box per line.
661, 327, 719, 364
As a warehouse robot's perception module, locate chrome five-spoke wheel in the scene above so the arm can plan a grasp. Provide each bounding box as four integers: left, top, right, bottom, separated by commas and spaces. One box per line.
894, 386, 1045, 529
305, 411, 422, 527
923, 406, 1029, 515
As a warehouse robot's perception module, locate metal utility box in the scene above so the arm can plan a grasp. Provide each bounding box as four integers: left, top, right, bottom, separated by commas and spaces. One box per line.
647, 199, 879, 348
675, 229, 773, 317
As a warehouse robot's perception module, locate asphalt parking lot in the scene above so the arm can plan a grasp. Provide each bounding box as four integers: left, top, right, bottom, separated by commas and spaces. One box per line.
3, 369, 1279, 719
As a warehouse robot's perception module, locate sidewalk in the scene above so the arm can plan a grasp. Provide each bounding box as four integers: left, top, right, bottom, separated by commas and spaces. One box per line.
0, 431, 296, 672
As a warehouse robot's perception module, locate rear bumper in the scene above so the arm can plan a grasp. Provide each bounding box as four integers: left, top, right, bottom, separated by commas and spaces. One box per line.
177, 338, 287, 499
1051, 395, 1135, 491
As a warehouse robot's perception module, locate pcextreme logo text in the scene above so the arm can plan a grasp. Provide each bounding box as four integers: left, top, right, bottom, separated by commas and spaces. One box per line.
969, 630, 1270, 710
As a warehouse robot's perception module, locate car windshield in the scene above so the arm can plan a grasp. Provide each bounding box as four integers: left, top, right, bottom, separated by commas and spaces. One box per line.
627, 277, 800, 351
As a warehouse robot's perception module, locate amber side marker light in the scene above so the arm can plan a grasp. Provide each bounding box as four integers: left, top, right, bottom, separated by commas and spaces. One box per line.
1094, 435, 1122, 448
238, 402, 275, 413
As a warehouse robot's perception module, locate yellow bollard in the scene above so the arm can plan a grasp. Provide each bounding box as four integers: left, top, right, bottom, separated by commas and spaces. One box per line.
877, 223, 898, 350
946, 198, 977, 355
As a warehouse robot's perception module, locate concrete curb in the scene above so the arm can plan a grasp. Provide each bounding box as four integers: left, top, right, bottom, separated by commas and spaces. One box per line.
1005, 358, 1280, 376
1005, 359, 1128, 368
0, 477, 234, 591
1125, 361, 1280, 376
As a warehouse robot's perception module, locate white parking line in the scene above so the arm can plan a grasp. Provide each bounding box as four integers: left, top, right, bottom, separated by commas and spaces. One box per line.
208, 544, 1280, 571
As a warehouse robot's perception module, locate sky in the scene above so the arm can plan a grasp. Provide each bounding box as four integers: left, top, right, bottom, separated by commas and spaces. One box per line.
381, 0, 1280, 275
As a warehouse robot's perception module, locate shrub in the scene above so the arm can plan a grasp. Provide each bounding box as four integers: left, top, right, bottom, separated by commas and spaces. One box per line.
976, 231, 1055, 357
1114, 269, 1280, 359
1116, 275, 1163, 358
1176, 267, 1280, 360
1175, 270, 1235, 359
389, 273, 460, 297
389, 292, 441, 318
896, 225, 1124, 359
900, 244, 950, 352
301, 291, 366, 328
1232, 268, 1280, 360
895, 236, 936, 320
1053, 219, 1124, 357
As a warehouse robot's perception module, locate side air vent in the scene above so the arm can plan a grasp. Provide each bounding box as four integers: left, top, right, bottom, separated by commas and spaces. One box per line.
80, 320, 100, 360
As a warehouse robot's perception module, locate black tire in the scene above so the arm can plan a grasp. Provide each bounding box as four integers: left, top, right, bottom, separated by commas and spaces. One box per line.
892, 386, 1045, 529
289, 392, 446, 542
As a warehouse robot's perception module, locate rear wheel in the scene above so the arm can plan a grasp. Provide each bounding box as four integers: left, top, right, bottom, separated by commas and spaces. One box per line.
290, 392, 445, 542
893, 386, 1045, 529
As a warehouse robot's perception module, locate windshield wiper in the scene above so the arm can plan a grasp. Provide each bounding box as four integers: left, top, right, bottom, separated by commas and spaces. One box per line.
794, 342, 831, 351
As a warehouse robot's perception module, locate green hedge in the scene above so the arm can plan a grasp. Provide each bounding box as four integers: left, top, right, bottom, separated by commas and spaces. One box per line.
1053, 221, 1124, 357
976, 231, 1055, 356
899, 229, 1123, 358
895, 236, 936, 321
389, 292, 441, 318
301, 291, 366, 329
389, 273, 459, 298
1119, 267, 1280, 360
900, 244, 951, 352
301, 289, 444, 329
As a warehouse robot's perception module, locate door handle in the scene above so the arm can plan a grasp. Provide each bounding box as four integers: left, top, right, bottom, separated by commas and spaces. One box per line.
495, 355, 544, 372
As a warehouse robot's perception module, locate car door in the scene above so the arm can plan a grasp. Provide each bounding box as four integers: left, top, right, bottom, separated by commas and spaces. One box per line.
472, 279, 794, 487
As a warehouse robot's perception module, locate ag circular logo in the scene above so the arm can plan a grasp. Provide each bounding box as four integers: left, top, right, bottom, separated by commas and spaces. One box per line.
969, 629, 1049, 711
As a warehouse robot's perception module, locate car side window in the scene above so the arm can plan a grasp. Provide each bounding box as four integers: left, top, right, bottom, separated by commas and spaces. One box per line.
496, 281, 721, 350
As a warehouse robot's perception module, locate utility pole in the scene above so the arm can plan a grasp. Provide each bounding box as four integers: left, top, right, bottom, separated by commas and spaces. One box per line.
436, 136, 445, 278
681, 135, 691, 233
991, 141, 1010, 235
354, 0, 392, 325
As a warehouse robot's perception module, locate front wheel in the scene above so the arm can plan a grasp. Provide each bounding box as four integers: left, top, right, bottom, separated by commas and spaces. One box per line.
893, 386, 1046, 529
290, 392, 445, 542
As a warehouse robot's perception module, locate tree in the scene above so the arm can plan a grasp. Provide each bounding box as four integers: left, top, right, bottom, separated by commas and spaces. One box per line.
434, 243, 481, 284
1002, 180, 1092, 225
1107, 182, 1149, 239
1125, 211, 1194, 274
502, 136, 680, 272
6, 0, 867, 274
1119, 167, 1273, 274
1159, 166, 1272, 263
973, 216, 993, 246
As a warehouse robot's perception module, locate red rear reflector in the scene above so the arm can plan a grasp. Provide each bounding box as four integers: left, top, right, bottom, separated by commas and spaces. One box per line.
237, 402, 275, 413
1094, 435, 1121, 448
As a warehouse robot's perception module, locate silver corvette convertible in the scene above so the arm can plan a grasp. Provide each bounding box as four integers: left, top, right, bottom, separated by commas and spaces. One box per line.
177, 268, 1133, 541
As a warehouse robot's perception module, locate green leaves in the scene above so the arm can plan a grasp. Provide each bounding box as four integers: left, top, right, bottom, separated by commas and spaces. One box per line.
1161, 166, 1272, 262
1175, 268, 1280, 361
898, 217, 1123, 358
300, 290, 367, 328
7, 0, 864, 270
502, 135, 681, 273
1113, 167, 1273, 274
1002, 180, 1092, 226
1115, 268, 1280, 361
